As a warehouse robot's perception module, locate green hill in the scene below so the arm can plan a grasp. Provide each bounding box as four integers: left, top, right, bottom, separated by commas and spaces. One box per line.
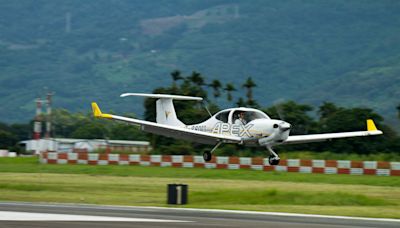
0, 0, 399, 124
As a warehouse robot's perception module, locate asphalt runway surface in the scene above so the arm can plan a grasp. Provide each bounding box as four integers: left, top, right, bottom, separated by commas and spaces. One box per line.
0, 202, 399, 228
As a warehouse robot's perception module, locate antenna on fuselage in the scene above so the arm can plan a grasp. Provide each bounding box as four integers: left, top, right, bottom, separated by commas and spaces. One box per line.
201, 100, 213, 117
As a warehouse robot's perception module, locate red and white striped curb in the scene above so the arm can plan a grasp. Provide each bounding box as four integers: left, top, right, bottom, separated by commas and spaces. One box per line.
40, 152, 400, 176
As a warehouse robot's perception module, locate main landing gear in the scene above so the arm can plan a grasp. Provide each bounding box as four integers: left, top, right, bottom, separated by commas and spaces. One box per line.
203, 141, 222, 162
267, 146, 280, 165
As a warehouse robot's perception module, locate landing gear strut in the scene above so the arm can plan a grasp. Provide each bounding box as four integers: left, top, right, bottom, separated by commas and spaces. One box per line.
267, 146, 280, 165
203, 141, 222, 162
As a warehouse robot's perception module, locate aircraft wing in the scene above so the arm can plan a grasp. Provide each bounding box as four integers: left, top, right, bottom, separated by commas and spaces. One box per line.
283, 120, 383, 145
91, 103, 242, 145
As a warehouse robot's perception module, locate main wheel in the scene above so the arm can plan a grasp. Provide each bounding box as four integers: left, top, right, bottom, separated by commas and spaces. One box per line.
268, 155, 280, 166
203, 151, 212, 162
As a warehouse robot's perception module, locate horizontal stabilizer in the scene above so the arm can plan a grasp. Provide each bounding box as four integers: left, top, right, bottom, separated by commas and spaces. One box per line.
120, 93, 203, 101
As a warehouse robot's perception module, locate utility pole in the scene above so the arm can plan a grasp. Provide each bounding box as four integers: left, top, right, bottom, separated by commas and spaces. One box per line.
45, 92, 53, 138
34, 98, 43, 154
33, 98, 42, 140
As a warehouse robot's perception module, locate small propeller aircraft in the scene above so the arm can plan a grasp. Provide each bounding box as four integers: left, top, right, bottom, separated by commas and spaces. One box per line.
92, 93, 383, 165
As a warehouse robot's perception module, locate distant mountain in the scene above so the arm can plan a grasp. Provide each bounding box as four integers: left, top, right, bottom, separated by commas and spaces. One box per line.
0, 0, 399, 125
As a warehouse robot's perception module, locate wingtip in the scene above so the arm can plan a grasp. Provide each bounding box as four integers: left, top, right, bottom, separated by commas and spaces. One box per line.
91, 102, 112, 119
367, 119, 378, 131
91, 102, 102, 117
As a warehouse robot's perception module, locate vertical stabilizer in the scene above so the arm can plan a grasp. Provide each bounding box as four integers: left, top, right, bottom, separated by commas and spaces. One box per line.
156, 99, 185, 127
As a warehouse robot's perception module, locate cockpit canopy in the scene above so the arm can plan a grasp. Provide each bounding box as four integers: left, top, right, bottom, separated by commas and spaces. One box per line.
214, 108, 270, 124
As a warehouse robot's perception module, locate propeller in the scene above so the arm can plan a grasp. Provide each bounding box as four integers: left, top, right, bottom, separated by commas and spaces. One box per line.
273, 99, 286, 121
278, 121, 291, 132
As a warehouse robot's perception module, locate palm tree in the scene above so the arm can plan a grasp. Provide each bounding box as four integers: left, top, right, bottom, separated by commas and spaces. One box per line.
188, 71, 205, 87
170, 70, 182, 88
236, 97, 246, 107
209, 79, 222, 98
242, 77, 256, 101
224, 83, 236, 102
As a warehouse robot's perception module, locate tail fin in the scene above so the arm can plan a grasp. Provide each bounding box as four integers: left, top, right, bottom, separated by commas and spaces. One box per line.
156, 98, 185, 127
120, 93, 202, 127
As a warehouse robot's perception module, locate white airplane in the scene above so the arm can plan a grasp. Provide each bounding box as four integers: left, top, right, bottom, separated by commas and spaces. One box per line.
92, 93, 383, 165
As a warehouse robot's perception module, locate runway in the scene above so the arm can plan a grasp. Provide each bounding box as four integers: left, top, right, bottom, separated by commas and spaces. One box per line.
0, 202, 399, 228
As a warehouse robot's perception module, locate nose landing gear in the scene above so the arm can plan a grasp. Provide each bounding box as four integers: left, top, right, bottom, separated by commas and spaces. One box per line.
267, 146, 280, 165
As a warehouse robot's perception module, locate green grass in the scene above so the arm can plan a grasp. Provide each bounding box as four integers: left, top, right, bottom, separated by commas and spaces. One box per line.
192, 189, 391, 206
0, 157, 400, 218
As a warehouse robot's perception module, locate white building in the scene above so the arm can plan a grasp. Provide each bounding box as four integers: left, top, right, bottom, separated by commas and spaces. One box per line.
19, 138, 151, 154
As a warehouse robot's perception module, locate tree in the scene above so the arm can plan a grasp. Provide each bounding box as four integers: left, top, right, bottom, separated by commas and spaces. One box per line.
263, 101, 316, 135
318, 102, 343, 120
313, 104, 400, 153
170, 70, 182, 89
0, 129, 17, 149
109, 123, 148, 141
0, 122, 25, 150
236, 97, 246, 107
71, 121, 108, 139
317, 102, 344, 132
397, 104, 400, 119
224, 83, 236, 102
242, 77, 256, 101
187, 71, 204, 87
10, 123, 31, 141
51, 109, 88, 138
209, 79, 222, 98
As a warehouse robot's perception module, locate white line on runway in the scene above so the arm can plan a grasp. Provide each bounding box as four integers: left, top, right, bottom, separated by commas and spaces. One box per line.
0, 211, 191, 222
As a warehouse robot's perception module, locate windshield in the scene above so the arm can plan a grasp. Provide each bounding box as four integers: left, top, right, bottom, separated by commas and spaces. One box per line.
232, 110, 269, 124
215, 111, 229, 123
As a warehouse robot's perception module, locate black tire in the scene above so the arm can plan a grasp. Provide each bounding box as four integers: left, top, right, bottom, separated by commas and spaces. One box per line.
203, 151, 212, 162
268, 155, 280, 166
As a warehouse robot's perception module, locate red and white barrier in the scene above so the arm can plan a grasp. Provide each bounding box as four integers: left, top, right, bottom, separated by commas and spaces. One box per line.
40, 152, 400, 176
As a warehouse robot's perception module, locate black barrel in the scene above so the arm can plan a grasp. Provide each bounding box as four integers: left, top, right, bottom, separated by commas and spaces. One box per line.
167, 184, 188, 205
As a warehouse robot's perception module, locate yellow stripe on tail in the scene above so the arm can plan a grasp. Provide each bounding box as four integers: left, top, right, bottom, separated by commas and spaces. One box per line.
367, 119, 378, 131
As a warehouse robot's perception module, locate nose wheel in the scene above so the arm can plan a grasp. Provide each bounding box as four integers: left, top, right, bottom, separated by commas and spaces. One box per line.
203, 151, 212, 162
267, 146, 280, 165
268, 155, 280, 165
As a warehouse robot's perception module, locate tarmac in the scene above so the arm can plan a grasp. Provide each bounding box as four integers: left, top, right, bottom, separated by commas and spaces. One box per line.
0, 202, 399, 228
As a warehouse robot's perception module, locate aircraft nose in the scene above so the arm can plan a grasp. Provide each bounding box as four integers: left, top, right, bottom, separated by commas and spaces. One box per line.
279, 122, 291, 132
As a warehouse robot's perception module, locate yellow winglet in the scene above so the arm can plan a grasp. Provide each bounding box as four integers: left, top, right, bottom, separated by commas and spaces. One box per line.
367, 119, 378, 131
91, 102, 112, 119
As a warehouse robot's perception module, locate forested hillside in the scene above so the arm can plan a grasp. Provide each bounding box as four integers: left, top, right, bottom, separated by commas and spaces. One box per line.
0, 0, 399, 124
